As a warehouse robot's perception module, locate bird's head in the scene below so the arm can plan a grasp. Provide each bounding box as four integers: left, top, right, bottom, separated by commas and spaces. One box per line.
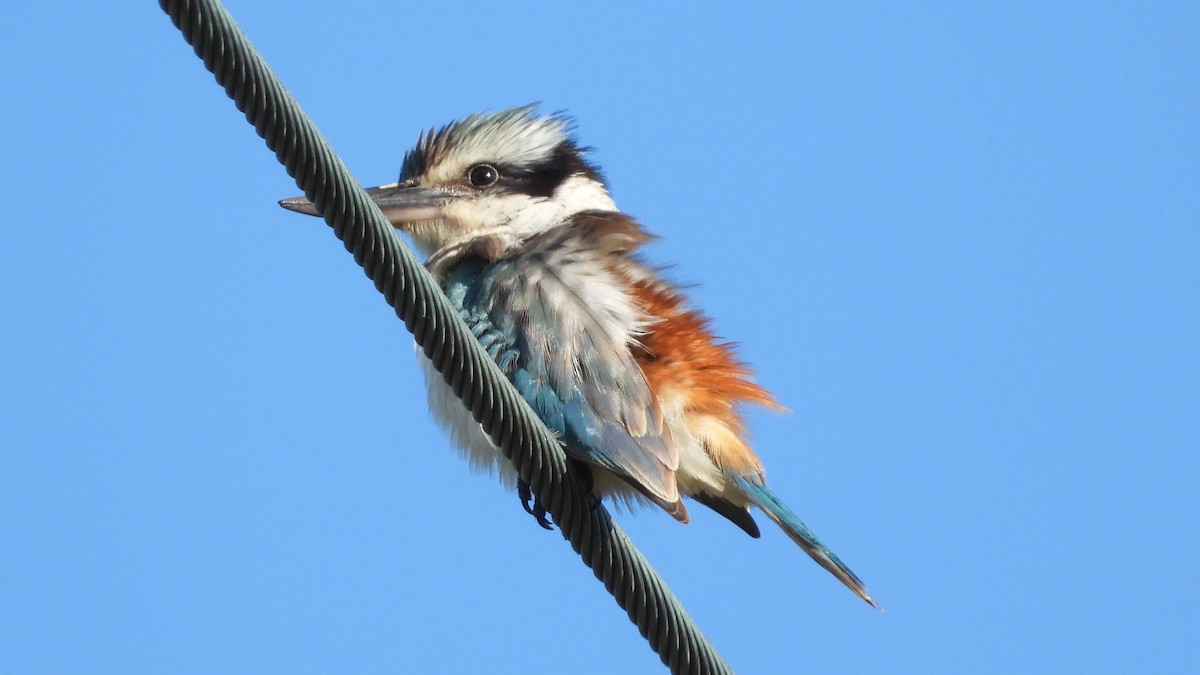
280, 106, 616, 256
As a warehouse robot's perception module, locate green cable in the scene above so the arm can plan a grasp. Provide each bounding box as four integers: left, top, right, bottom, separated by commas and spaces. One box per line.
157, 1, 731, 673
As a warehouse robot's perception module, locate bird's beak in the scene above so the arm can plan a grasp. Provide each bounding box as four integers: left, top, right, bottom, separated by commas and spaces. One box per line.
278, 183, 460, 228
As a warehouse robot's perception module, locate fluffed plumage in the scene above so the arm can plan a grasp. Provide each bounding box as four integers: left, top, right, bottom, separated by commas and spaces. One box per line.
280, 105, 878, 608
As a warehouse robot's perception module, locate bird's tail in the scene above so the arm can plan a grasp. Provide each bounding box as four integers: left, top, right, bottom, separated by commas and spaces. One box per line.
733, 475, 880, 609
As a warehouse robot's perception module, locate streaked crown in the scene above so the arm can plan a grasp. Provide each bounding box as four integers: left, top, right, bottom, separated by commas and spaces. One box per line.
396, 106, 617, 255
401, 106, 601, 190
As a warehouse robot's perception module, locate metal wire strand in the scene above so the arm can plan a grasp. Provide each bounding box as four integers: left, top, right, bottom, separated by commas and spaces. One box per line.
157, 1, 731, 673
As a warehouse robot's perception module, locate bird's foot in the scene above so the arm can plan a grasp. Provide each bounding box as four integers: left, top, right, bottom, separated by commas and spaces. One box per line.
566, 460, 602, 512
517, 477, 554, 530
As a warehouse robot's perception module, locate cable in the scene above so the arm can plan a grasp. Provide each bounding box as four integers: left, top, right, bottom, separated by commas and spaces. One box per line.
158, 1, 731, 673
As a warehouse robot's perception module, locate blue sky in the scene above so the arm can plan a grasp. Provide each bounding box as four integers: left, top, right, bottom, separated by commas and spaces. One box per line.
2, 2, 1197, 673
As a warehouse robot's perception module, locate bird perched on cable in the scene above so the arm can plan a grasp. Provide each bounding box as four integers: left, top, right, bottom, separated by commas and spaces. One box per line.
280, 106, 877, 608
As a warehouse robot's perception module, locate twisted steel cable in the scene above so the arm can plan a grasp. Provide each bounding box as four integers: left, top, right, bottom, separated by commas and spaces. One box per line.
157, 1, 731, 673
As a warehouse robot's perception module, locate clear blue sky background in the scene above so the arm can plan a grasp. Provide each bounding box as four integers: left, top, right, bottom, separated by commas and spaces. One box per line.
2, 3, 1196, 673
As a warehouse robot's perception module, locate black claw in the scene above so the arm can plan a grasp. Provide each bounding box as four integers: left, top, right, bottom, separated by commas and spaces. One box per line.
533, 506, 553, 530
517, 478, 554, 530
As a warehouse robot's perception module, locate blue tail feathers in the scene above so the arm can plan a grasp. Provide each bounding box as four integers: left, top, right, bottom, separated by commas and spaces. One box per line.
732, 475, 880, 609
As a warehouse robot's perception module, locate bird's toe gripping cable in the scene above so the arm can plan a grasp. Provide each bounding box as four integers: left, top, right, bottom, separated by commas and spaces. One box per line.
517, 477, 555, 530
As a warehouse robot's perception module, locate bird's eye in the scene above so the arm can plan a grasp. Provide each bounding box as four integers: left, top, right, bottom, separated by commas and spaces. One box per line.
468, 164, 499, 188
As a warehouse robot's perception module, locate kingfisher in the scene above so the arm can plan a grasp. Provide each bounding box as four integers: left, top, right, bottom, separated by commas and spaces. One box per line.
280, 106, 878, 608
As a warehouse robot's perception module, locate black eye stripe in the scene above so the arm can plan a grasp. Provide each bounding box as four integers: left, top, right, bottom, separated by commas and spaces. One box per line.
459, 145, 604, 198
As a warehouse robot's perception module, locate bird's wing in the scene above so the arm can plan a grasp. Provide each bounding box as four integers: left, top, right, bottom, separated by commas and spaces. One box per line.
441, 216, 684, 519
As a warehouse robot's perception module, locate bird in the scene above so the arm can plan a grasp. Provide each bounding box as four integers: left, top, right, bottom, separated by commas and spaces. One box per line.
280, 106, 878, 608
